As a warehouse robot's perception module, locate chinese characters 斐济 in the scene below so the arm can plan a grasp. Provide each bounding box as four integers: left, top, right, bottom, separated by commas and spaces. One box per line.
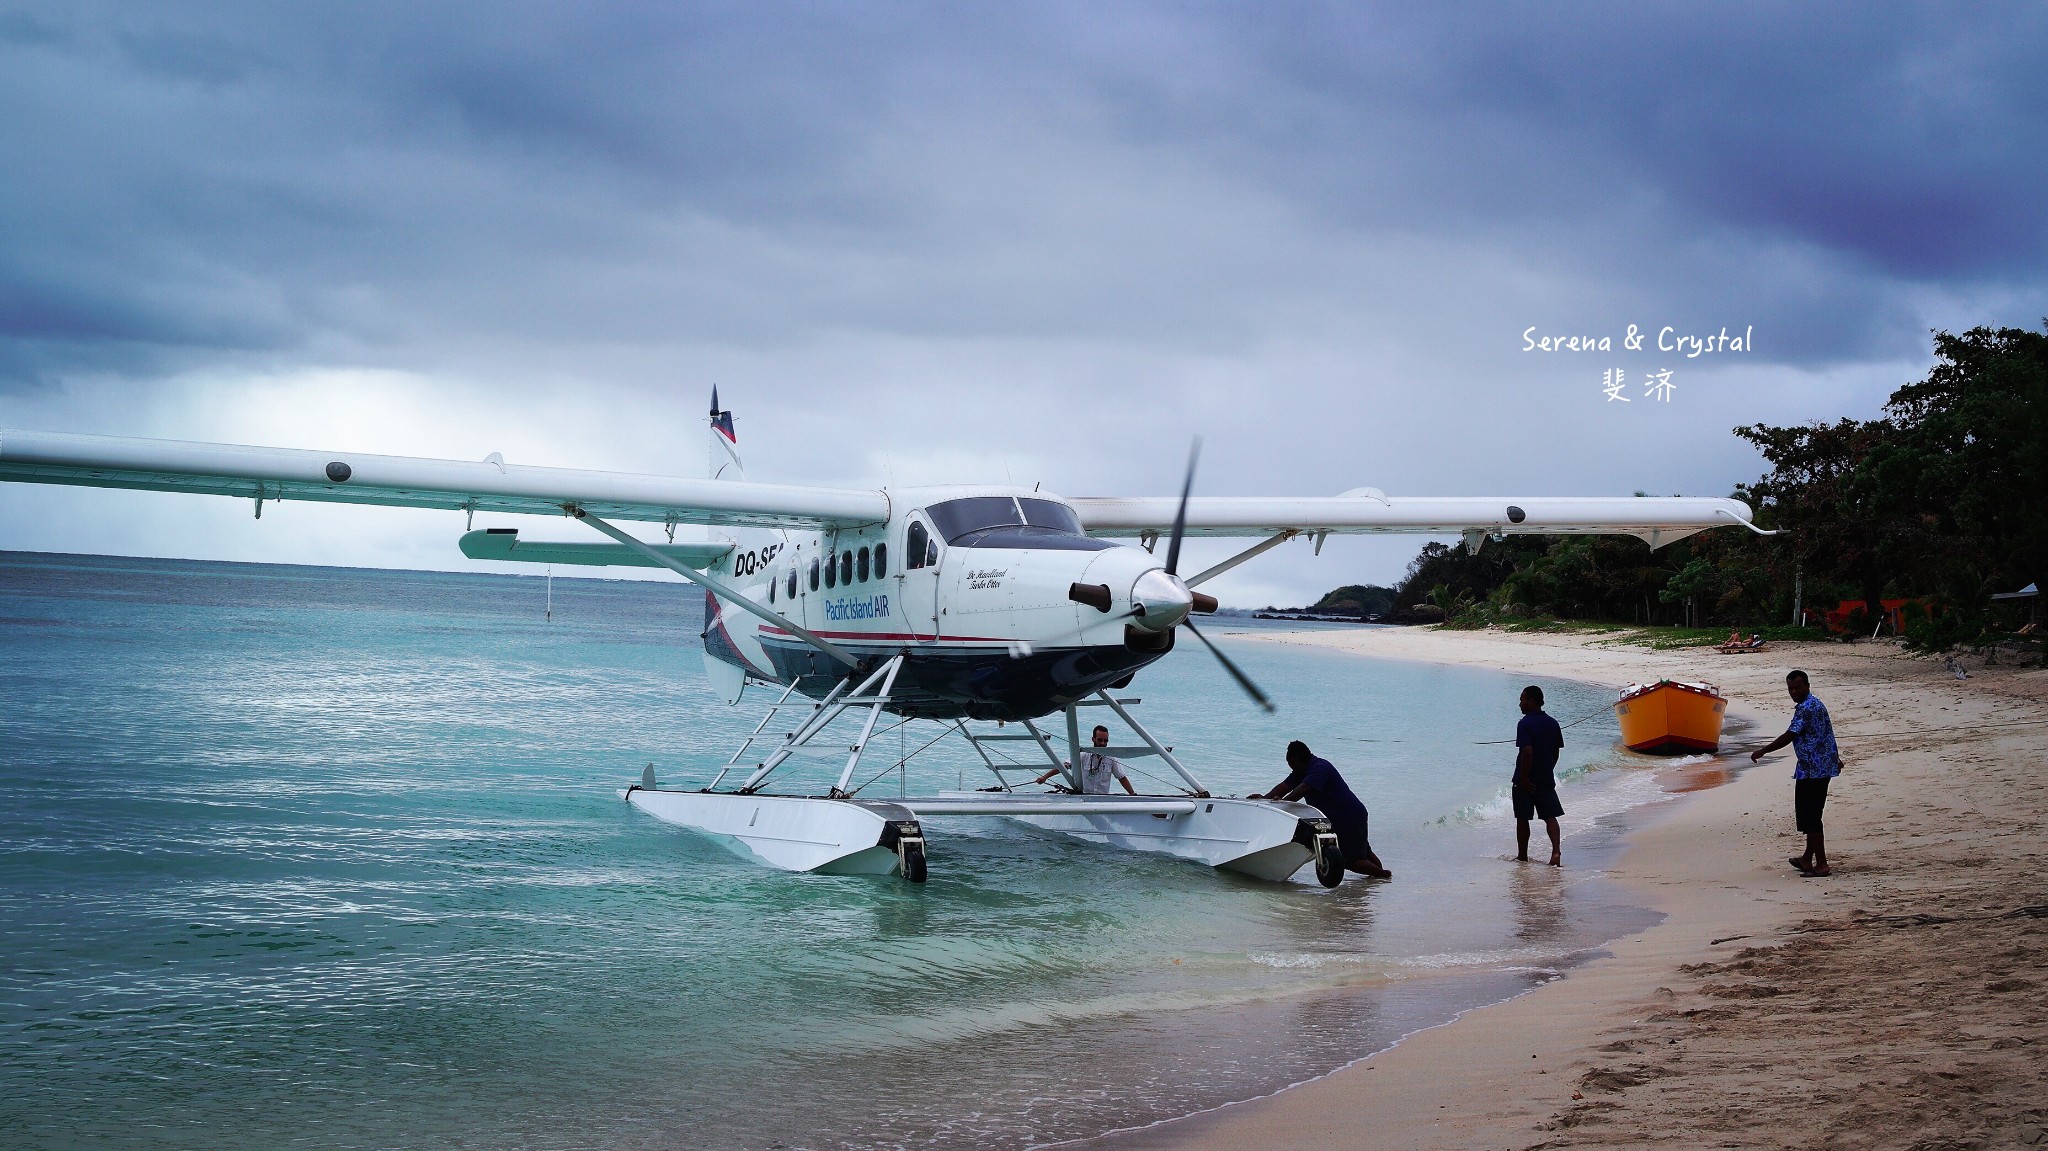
1600, 367, 1677, 402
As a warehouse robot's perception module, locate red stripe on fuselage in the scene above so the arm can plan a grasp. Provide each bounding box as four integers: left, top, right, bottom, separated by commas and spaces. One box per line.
757, 625, 1018, 643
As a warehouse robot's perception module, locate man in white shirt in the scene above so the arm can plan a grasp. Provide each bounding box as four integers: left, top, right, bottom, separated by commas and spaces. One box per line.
1035, 725, 1138, 794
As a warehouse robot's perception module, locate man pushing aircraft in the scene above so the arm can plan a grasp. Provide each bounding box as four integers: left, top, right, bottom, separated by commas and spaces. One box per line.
1250, 741, 1392, 879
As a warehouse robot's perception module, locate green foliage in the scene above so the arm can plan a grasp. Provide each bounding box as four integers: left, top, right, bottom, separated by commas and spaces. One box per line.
1391, 539, 1544, 616
1867, 325, 2048, 614
1657, 556, 1717, 608
1901, 607, 1984, 654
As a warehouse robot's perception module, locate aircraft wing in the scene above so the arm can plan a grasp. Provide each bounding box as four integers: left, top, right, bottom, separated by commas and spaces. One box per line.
1069, 492, 1759, 548
0, 430, 888, 529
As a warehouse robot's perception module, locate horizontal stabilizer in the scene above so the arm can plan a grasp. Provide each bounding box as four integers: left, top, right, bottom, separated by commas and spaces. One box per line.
459, 528, 731, 569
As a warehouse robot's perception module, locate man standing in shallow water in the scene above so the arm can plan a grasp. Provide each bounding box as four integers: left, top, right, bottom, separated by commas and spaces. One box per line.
1513, 685, 1566, 866
1751, 669, 1842, 877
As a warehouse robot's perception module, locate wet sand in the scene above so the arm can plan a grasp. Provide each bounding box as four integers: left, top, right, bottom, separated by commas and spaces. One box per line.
1099, 626, 2048, 1150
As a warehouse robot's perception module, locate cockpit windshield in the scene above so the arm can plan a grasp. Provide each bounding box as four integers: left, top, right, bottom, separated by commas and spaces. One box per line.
924, 496, 1112, 551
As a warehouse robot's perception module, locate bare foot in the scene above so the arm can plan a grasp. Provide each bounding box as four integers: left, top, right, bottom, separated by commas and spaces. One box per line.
1515, 854, 1530, 862
1548, 855, 1562, 867
1803, 864, 1832, 877
1788, 856, 1811, 870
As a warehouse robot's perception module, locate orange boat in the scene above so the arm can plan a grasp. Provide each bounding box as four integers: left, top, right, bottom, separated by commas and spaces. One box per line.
1614, 680, 1726, 753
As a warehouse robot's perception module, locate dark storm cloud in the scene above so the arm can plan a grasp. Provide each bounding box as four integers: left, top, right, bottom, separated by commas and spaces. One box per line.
1209, 3, 2048, 275
0, 1, 2042, 390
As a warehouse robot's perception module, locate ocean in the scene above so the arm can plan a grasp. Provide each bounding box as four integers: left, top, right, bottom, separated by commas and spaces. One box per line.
1, 552, 1675, 1150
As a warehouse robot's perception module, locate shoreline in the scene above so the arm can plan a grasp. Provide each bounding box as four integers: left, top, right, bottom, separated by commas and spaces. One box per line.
1091, 625, 2048, 1150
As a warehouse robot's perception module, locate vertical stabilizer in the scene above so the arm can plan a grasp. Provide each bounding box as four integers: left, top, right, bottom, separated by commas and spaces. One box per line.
709, 387, 744, 481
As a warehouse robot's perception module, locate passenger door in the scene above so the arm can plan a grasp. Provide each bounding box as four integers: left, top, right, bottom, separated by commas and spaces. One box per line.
896, 515, 942, 642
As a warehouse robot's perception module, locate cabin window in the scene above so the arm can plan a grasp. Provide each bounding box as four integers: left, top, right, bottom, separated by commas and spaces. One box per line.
823, 552, 835, 589
924, 496, 1111, 551
809, 556, 819, 592
905, 522, 928, 569
1019, 498, 1087, 534
856, 546, 871, 582
787, 565, 798, 599
840, 550, 853, 586
873, 542, 887, 578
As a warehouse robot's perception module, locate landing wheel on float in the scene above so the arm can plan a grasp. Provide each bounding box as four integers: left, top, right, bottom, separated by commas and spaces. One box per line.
898, 838, 928, 883
1312, 833, 1344, 888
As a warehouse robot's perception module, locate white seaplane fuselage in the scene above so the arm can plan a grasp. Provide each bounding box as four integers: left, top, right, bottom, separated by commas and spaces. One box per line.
697, 484, 1191, 722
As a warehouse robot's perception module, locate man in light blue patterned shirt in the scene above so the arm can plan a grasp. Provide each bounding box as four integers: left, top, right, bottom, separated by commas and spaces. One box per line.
1752, 669, 1842, 876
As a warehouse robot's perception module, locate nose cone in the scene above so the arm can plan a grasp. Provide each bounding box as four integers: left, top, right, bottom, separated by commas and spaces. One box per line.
1129, 569, 1193, 632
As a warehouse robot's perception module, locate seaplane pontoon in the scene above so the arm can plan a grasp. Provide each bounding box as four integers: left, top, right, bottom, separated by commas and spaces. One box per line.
0, 393, 1761, 883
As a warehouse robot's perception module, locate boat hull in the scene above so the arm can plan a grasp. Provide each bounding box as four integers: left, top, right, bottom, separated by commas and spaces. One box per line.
1615, 681, 1726, 753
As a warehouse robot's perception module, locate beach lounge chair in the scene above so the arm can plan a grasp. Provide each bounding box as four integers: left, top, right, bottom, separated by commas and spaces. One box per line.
1714, 635, 1769, 655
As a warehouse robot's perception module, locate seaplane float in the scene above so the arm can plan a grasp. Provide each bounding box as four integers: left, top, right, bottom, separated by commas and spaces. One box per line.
0, 394, 1762, 885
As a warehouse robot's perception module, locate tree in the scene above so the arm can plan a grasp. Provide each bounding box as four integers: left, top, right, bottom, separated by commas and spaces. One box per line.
1310, 584, 1398, 617
1867, 324, 2048, 606
1658, 557, 1720, 628
1734, 417, 1899, 624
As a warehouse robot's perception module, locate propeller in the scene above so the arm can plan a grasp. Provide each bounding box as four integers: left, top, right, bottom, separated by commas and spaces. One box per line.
1163, 438, 1198, 577
1184, 619, 1274, 712
1031, 438, 1275, 714
1159, 437, 1275, 713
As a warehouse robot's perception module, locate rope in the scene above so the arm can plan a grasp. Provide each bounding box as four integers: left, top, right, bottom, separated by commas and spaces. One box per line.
1470, 706, 1615, 745
1471, 710, 2048, 749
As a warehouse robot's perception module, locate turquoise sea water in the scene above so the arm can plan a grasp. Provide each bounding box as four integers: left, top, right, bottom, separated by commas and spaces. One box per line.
1, 552, 1668, 1150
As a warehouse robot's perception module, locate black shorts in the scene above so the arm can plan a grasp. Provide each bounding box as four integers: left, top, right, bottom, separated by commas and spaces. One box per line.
1795, 777, 1830, 835
1326, 809, 1373, 863
1514, 787, 1564, 821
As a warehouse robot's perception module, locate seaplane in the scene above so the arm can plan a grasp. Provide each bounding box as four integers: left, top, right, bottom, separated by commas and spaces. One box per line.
0, 393, 1761, 885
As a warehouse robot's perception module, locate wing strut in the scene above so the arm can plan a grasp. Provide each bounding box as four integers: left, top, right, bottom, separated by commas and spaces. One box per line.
572, 507, 858, 669
1185, 530, 1299, 589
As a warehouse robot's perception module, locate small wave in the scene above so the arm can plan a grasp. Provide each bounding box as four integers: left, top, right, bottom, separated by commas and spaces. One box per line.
1432, 789, 1515, 826
1428, 754, 1677, 830
1249, 952, 1341, 969
1250, 952, 1322, 969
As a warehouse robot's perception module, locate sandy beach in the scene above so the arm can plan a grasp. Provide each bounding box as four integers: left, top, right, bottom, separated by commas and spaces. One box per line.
1099, 625, 2048, 1150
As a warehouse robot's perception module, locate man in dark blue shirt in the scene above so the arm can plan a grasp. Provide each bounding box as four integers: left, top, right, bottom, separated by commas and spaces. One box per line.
1514, 685, 1566, 866
1250, 740, 1391, 878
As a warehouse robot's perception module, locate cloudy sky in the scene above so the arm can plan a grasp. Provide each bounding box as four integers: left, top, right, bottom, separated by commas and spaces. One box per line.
2, 2, 2044, 606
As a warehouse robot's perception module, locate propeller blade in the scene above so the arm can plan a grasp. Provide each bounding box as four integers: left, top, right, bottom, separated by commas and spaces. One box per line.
1183, 619, 1274, 712
1164, 437, 1200, 577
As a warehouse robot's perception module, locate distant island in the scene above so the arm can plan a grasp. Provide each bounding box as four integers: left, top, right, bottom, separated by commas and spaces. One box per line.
1255, 583, 1400, 623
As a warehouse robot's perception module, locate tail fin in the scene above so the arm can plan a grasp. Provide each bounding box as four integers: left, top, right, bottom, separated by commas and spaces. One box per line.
709, 387, 744, 481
